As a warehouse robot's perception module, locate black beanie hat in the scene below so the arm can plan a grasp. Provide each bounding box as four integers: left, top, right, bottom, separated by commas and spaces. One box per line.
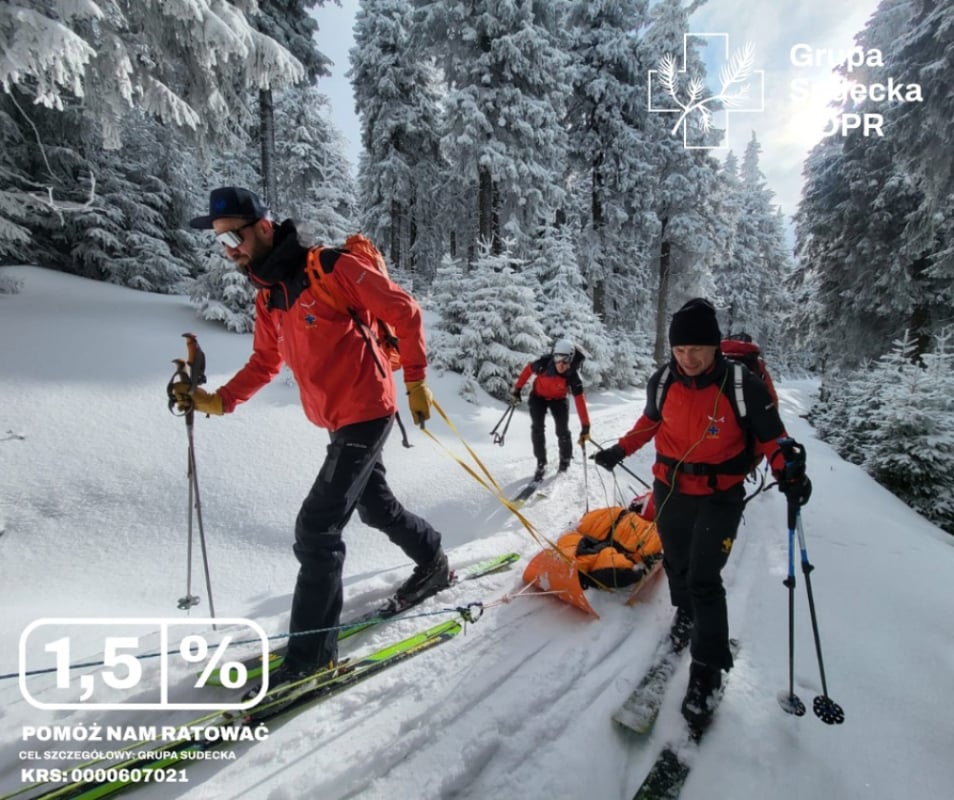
669, 298, 722, 347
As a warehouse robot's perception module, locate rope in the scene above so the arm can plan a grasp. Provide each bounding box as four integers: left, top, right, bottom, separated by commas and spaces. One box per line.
424, 397, 563, 554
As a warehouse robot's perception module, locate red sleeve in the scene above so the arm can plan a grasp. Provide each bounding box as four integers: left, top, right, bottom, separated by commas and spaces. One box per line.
618, 413, 661, 455
513, 363, 533, 391
217, 292, 284, 412
573, 393, 590, 427
324, 252, 428, 382
758, 434, 789, 475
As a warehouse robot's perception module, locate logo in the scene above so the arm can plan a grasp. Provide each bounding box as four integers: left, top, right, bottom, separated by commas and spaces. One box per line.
721, 537, 734, 555
648, 34, 764, 149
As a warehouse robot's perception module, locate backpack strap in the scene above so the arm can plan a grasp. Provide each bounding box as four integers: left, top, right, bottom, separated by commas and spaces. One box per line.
731, 361, 746, 419
653, 364, 673, 419
306, 246, 401, 376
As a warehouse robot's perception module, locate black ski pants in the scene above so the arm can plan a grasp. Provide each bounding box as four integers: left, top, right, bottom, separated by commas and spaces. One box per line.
285, 414, 442, 669
652, 479, 745, 671
528, 393, 572, 465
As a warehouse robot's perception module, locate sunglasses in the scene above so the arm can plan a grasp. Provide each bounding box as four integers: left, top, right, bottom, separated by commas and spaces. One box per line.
554, 356, 571, 365
215, 220, 257, 248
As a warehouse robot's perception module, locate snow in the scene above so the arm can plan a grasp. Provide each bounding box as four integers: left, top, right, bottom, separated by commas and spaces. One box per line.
1, 265, 953, 800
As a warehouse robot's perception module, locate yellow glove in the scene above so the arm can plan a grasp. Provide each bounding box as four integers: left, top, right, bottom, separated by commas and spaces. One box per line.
405, 380, 433, 426
172, 383, 224, 416
577, 425, 591, 447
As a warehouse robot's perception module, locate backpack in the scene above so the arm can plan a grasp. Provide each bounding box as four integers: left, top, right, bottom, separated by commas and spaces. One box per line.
720, 333, 778, 405
305, 233, 402, 375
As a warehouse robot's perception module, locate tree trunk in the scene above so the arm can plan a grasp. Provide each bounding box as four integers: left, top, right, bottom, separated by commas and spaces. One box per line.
390, 198, 403, 271
259, 88, 278, 211
592, 153, 605, 319
478, 163, 494, 251
654, 218, 672, 364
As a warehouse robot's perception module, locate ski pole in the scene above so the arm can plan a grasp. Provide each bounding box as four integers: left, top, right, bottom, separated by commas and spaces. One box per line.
490, 403, 516, 446
795, 508, 844, 724
581, 440, 589, 513
167, 333, 218, 628
777, 497, 806, 716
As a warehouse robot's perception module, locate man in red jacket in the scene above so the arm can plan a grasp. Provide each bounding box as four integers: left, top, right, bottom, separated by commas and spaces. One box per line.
176, 187, 449, 688
594, 299, 811, 730
511, 339, 591, 481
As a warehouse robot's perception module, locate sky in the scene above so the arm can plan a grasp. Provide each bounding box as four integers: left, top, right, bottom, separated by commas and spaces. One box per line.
310, 0, 883, 224
2, 265, 954, 800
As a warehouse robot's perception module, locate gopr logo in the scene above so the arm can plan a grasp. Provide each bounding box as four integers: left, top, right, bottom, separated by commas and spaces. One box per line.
648, 33, 764, 150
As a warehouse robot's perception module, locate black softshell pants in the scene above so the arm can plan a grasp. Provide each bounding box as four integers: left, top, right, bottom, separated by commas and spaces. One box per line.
652, 479, 745, 671
528, 393, 572, 465
285, 414, 442, 669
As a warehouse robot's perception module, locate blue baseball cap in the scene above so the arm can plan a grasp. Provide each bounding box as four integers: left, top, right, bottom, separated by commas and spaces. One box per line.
189, 187, 268, 229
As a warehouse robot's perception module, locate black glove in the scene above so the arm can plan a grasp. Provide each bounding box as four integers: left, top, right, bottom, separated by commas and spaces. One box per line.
782, 475, 812, 507
774, 438, 811, 507
592, 444, 626, 471
510, 388, 522, 406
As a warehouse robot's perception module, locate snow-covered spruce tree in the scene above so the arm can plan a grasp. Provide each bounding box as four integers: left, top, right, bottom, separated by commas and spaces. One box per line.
864, 330, 954, 534
528, 224, 622, 389
274, 85, 357, 245
435, 243, 548, 402
412, 0, 570, 260
811, 360, 883, 467
189, 244, 259, 333
562, 0, 653, 328
426, 253, 467, 373
635, 0, 726, 362
6, 103, 197, 291
352, 0, 446, 281
251, 0, 331, 208
0, 94, 43, 260
712, 133, 793, 354
0, 1, 305, 148
0, 1, 305, 259
795, 0, 950, 369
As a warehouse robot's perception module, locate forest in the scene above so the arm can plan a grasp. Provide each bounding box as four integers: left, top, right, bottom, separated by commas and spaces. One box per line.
1, 0, 951, 531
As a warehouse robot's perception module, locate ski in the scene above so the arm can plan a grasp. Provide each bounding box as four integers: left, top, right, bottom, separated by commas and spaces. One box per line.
613, 627, 690, 735
202, 552, 518, 686
630, 641, 741, 800
18, 619, 463, 800
511, 470, 567, 508
510, 478, 543, 506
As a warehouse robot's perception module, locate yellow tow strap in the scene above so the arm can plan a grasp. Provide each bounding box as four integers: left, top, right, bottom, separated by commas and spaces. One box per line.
423, 397, 562, 554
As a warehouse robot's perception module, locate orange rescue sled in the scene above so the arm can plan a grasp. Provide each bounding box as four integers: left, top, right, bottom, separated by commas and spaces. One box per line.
523, 503, 663, 616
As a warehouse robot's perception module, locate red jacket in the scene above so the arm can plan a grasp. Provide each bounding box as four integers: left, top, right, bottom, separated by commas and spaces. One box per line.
618, 356, 786, 495
217, 222, 426, 431
514, 356, 590, 427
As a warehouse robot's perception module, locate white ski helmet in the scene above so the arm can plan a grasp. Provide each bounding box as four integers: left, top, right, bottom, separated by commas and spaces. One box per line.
552, 339, 575, 362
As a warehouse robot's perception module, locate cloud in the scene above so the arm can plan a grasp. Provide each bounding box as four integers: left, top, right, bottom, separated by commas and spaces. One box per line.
689, 0, 882, 220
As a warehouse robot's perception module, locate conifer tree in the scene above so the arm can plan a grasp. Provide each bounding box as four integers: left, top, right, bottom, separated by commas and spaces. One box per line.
864, 331, 954, 533
434, 243, 548, 401
412, 0, 570, 258
274, 85, 357, 243
562, 0, 650, 323
352, 0, 445, 278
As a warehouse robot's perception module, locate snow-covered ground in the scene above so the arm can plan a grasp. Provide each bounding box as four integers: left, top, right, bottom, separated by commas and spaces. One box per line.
1, 266, 952, 800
